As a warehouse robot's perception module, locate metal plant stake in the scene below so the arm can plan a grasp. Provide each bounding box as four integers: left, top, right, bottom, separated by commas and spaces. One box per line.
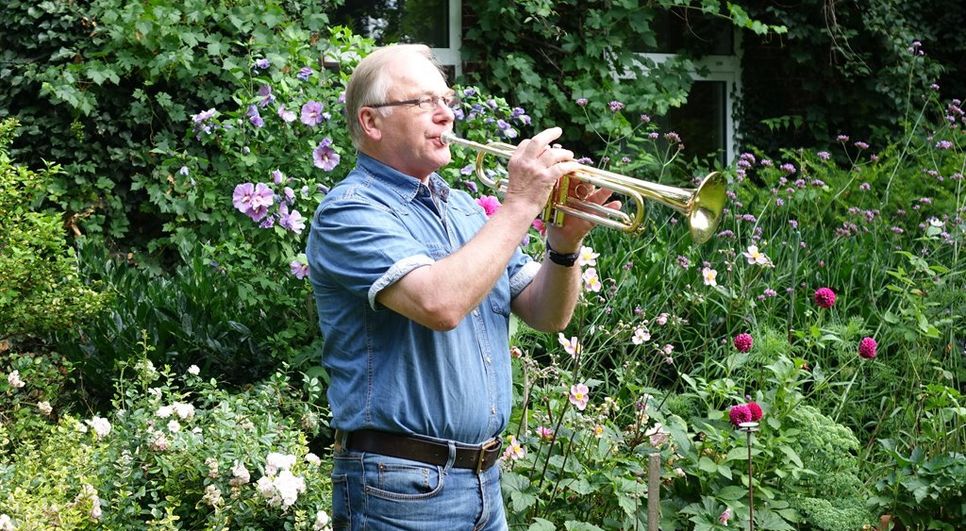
738, 421, 760, 531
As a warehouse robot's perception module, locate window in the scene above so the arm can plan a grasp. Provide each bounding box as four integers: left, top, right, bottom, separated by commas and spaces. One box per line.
632, 11, 741, 165
330, 0, 463, 77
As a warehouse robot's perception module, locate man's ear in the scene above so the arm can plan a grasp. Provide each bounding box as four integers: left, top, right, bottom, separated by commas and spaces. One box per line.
358, 107, 383, 142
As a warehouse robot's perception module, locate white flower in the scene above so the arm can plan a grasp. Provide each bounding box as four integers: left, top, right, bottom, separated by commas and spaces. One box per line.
928, 217, 944, 228
631, 327, 650, 345
557, 333, 582, 358
702, 267, 718, 286
6, 370, 25, 389
167, 420, 181, 433
203, 484, 224, 507
87, 416, 111, 439
313, 510, 332, 531
149, 431, 169, 452
171, 402, 195, 419
155, 405, 173, 418
644, 422, 670, 447
273, 469, 307, 508
265, 452, 296, 476
187, 364, 200, 375
230, 461, 251, 486
148, 387, 163, 400
0, 514, 14, 531
576, 245, 599, 267
742, 245, 772, 266
582, 267, 602, 292
37, 401, 52, 416
256, 475, 276, 499
502, 435, 526, 461
304, 452, 321, 466
206, 457, 219, 478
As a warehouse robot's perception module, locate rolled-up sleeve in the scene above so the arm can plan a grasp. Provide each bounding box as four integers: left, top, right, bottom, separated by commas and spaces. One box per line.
307, 195, 434, 310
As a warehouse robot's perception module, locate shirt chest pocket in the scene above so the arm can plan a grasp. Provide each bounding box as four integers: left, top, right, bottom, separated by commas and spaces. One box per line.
424, 242, 511, 318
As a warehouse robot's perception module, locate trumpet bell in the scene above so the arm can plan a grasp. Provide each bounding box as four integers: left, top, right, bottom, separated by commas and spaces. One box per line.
686, 172, 728, 244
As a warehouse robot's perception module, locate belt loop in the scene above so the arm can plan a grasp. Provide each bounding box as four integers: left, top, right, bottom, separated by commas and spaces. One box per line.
444, 440, 457, 473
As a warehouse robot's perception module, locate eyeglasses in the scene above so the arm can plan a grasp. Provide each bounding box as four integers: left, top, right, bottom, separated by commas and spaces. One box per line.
368, 94, 461, 112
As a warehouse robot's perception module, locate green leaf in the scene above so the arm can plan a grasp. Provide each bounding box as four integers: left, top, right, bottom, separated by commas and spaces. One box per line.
528, 519, 556, 531
777, 445, 804, 468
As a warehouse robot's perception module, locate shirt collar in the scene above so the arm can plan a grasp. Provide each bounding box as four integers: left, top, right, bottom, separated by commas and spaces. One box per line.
356, 152, 450, 204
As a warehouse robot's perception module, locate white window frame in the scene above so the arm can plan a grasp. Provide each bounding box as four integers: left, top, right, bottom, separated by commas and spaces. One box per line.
430, 0, 463, 77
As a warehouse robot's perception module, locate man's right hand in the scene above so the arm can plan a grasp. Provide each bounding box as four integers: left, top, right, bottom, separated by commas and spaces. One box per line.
502, 127, 580, 217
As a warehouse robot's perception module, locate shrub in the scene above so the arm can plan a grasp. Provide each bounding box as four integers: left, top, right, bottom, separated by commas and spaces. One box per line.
0, 118, 107, 339
0, 349, 332, 530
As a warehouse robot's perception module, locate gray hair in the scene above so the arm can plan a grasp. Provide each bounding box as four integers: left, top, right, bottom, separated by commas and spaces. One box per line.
344, 44, 445, 150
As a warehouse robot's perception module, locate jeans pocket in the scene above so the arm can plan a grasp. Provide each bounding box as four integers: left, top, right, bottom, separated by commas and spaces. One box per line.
363, 454, 445, 501
331, 473, 351, 531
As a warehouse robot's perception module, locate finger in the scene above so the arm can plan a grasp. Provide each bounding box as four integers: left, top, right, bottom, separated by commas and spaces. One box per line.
540, 147, 574, 165
525, 127, 563, 156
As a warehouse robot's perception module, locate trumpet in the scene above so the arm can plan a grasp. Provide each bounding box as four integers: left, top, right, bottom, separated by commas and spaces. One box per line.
441, 131, 728, 244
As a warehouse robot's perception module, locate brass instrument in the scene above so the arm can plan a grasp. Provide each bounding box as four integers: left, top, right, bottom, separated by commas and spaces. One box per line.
441, 131, 727, 244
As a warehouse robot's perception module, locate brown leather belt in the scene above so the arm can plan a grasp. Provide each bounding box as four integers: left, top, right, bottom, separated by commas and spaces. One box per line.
341, 429, 503, 473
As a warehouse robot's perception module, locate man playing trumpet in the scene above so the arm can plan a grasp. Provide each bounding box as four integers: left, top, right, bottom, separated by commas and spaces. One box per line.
306, 43, 618, 530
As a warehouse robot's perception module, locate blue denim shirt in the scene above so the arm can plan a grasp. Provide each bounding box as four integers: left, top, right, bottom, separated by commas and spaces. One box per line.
306, 153, 539, 444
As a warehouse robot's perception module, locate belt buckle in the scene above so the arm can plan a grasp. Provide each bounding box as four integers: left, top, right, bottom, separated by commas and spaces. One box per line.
475, 438, 501, 474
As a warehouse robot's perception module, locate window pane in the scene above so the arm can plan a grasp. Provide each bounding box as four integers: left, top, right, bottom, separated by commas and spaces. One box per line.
331, 0, 449, 49
660, 80, 727, 165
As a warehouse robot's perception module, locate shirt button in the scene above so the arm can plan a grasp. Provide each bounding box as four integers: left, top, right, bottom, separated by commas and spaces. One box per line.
491, 406, 496, 414
472, 309, 480, 316
485, 356, 492, 364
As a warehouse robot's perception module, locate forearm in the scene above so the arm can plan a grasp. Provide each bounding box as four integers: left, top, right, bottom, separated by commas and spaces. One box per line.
511, 257, 583, 332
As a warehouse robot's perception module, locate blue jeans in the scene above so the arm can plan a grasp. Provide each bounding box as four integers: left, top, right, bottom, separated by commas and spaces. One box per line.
330, 442, 507, 531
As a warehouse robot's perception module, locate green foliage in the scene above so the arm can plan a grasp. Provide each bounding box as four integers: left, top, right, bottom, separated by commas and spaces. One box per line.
870, 440, 966, 530
0, 349, 332, 529
0, 0, 338, 243
739, 0, 960, 150
461, 0, 785, 155
0, 118, 107, 338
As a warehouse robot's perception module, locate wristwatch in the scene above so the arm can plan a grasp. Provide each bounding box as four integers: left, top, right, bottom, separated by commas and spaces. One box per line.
546, 241, 579, 267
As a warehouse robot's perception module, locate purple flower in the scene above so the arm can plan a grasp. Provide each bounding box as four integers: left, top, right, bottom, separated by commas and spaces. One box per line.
277, 105, 296, 123
278, 203, 306, 234
254, 58, 270, 70
608, 100, 624, 112
814, 287, 836, 309
232, 182, 273, 221
936, 140, 953, 150
462, 87, 477, 98
664, 132, 682, 144
301, 101, 325, 126
312, 138, 340, 171
290, 260, 309, 279
257, 84, 274, 107
733, 333, 753, 353
859, 182, 871, 191
854, 141, 869, 150
272, 169, 285, 184
858, 337, 877, 359
246, 105, 264, 128
576, 97, 588, 107
729, 404, 752, 426
780, 163, 797, 174
191, 108, 218, 136
297, 67, 313, 81
817, 151, 831, 160
640, 114, 651, 123
746, 401, 763, 421
836, 134, 850, 143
